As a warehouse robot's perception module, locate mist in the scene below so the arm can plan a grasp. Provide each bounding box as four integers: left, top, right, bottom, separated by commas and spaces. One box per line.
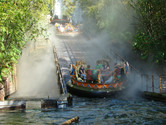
11, 36, 60, 99
81, 0, 137, 66
75, 0, 163, 96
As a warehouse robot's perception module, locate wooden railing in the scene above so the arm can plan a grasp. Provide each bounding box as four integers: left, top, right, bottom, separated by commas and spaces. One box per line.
159, 75, 166, 93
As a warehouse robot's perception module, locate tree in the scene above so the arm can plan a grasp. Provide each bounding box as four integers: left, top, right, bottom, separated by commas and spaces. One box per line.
75, 0, 166, 63
0, 0, 54, 83
76, 0, 133, 39
62, 0, 76, 20
130, 0, 166, 63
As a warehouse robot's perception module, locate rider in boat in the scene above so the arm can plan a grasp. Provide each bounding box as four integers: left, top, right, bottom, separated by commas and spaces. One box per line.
79, 65, 86, 80
86, 65, 93, 83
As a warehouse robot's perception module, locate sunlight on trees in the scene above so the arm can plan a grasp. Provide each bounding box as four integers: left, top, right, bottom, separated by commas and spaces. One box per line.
0, 0, 54, 83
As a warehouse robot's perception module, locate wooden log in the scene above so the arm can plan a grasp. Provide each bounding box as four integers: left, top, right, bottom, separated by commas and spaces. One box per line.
61, 116, 79, 125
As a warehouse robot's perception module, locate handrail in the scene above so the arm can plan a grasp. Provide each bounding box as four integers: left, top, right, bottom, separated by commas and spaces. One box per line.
54, 46, 67, 94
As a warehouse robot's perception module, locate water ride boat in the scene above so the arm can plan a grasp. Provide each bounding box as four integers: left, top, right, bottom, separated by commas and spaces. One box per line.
67, 60, 129, 98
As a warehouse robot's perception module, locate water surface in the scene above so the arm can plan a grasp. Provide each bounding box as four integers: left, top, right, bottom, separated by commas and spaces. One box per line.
1, 96, 166, 125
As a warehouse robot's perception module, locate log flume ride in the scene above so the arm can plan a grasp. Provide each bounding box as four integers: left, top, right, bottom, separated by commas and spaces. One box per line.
67, 60, 129, 98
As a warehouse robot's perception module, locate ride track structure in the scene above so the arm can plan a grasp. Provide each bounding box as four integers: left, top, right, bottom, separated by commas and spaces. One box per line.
58, 35, 129, 97
63, 39, 77, 65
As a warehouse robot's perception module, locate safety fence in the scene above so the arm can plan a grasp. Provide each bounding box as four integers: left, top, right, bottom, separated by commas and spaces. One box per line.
139, 74, 166, 93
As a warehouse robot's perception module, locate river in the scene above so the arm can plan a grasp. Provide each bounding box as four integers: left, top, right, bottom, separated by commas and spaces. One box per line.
0, 96, 166, 125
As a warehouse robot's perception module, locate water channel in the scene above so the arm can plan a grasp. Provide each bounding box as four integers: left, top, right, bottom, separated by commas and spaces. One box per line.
0, 96, 166, 125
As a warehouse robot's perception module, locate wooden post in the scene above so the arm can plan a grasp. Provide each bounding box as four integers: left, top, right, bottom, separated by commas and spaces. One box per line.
152, 75, 154, 92
159, 74, 162, 93
61, 116, 79, 125
146, 75, 148, 91
141, 74, 143, 89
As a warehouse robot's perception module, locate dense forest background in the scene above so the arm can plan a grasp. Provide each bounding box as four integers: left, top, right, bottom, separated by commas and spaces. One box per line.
67, 0, 165, 64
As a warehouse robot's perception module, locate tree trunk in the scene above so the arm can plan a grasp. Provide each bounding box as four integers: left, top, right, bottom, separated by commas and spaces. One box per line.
0, 83, 5, 101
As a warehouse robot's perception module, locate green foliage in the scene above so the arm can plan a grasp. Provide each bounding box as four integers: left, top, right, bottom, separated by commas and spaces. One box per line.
130, 0, 166, 63
1, 68, 10, 78
0, 0, 53, 83
77, 0, 165, 63
48, 0, 55, 16
77, 0, 134, 38
78, 0, 104, 28
62, 0, 76, 19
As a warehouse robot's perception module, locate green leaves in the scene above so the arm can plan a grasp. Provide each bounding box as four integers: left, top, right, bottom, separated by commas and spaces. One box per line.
63, 0, 76, 19
130, 0, 166, 63
0, 0, 53, 83
0, 43, 5, 51
1, 68, 10, 78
